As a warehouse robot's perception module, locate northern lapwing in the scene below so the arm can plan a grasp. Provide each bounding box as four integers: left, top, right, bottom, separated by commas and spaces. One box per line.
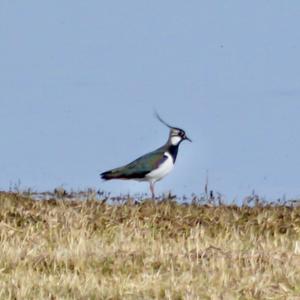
100, 113, 191, 198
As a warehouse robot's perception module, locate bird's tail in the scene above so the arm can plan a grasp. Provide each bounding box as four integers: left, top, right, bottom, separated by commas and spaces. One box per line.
100, 169, 123, 180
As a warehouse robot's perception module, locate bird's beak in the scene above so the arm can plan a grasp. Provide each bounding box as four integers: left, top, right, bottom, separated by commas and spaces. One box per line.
185, 135, 192, 142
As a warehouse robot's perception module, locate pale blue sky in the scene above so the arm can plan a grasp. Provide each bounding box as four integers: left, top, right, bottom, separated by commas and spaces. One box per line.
1, 1, 300, 201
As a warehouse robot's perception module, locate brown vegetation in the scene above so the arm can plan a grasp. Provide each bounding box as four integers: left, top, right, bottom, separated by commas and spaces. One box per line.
0, 192, 299, 299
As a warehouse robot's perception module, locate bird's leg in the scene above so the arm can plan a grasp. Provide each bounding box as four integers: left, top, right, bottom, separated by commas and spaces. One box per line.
149, 182, 155, 199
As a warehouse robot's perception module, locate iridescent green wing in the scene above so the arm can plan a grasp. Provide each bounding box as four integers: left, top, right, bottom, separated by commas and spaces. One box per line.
110, 147, 167, 179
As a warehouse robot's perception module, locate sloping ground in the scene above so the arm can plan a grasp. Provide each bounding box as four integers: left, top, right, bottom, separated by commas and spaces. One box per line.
0, 192, 300, 299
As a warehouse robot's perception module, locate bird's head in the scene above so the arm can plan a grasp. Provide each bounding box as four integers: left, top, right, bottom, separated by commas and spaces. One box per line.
169, 127, 192, 145
155, 111, 192, 146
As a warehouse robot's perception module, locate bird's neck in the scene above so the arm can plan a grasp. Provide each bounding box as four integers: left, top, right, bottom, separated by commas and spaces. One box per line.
166, 144, 179, 163
164, 135, 183, 163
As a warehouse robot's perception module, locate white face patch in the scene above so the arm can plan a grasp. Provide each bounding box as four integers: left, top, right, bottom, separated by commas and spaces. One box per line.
170, 135, 182, 145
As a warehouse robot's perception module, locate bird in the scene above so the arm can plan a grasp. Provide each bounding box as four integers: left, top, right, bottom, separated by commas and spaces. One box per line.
100, 112, 191, 198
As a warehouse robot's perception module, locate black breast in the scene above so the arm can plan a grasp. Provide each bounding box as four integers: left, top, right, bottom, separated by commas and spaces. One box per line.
168, 145, 179, 163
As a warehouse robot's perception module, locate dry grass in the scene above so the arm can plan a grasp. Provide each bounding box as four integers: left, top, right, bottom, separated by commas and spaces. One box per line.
0, 192, 300, 299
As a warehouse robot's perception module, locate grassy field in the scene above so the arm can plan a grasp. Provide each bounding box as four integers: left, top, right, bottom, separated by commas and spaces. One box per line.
0, 192, 300, 299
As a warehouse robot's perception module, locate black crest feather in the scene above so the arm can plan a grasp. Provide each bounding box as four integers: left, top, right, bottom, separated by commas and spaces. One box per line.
154, 111, 174, 129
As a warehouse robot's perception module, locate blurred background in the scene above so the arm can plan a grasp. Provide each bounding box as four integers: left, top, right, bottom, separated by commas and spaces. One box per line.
1, 1, 300, 202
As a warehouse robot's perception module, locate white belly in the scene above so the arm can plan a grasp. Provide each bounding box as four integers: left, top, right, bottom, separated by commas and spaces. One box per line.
145, 152, 174, 183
